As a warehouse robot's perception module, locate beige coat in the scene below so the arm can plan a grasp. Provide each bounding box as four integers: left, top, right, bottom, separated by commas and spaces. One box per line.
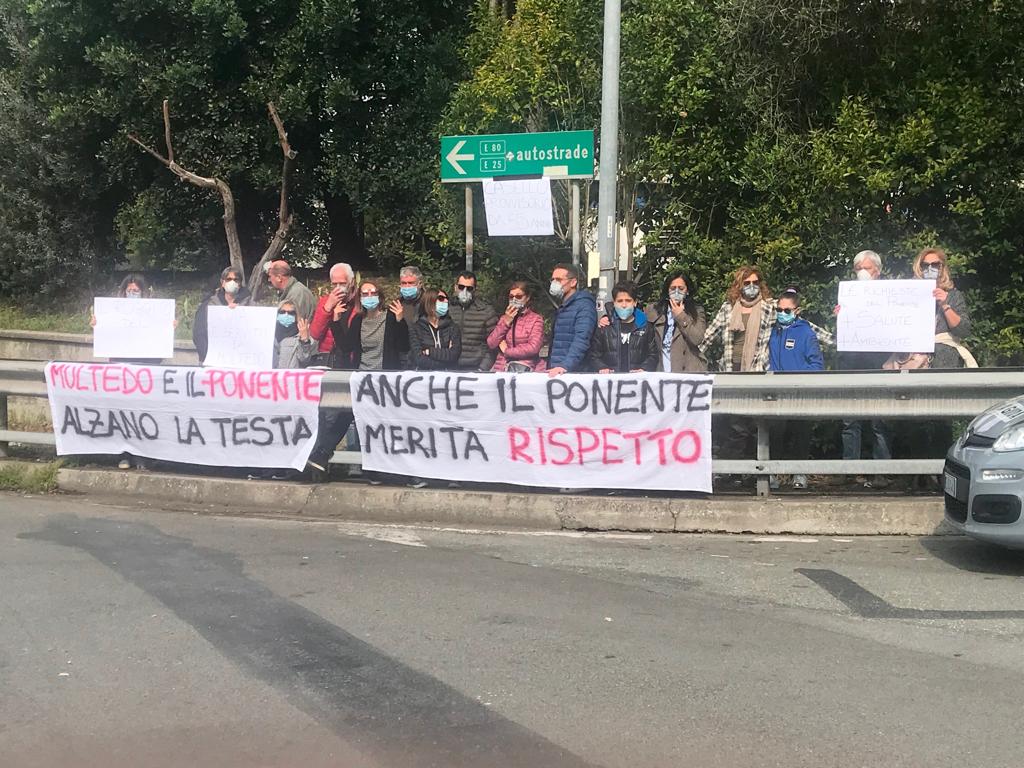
646, 301, 708, 372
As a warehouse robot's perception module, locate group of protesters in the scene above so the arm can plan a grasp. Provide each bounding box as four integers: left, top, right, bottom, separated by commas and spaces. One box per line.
111, 248, 971, 489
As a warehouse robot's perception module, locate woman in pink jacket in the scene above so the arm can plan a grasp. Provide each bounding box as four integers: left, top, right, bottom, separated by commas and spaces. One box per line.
487, 281, 546, 372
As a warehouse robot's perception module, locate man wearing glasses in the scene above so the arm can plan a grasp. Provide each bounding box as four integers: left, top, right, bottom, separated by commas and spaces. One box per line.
448, 270, 499, 371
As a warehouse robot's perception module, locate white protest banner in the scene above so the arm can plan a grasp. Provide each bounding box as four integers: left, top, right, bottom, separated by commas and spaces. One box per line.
93, 297, 175, 360
350, 371, 712, 492
204, 305, 277, 369
482, 178, 555, 237
45, 362, 324, 470
837, 279, 937, 353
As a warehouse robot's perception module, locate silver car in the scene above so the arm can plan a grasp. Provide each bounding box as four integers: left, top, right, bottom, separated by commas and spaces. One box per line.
945, 396, 1024, 548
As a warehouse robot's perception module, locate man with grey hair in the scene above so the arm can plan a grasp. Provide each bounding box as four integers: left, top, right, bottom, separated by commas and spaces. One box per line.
310, 262, 357, 359
835, 248, 892, 488
398, 265, 424, 329
267, 260, 316, 322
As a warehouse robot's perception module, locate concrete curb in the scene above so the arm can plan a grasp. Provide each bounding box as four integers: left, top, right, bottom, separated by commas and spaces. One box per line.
54, 467, 952, 536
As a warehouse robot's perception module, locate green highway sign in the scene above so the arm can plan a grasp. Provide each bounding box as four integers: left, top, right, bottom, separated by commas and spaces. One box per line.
440, 130, 595, 182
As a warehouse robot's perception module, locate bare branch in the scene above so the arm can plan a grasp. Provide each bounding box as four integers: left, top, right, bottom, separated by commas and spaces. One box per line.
127, 134, 170, 167
162, 99, 174, 165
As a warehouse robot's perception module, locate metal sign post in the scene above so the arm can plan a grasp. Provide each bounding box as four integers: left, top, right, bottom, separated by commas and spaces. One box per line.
465, 187, 473, 271
597, 0, 621, 293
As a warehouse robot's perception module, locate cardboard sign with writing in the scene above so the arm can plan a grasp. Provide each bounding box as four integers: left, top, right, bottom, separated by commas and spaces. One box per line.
204, 305, 277, 369
350, 371, 713, 492
837, 279, 937, 353
482, 179, 555, 237
93, 297, 175, 360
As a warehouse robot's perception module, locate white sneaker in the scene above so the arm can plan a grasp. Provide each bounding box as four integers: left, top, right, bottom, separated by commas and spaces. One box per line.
793, 474, 808, 490
118, 458, 131, 470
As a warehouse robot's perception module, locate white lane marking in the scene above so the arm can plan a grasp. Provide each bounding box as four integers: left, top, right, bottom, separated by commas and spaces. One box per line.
354, 529, 427, 548
752, 537, 819, 543
831, 538, 854, 543
709, 554, 730, 559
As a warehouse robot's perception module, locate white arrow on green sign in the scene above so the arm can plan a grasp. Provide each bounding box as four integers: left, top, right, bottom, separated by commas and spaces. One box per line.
440, 130, 595, 183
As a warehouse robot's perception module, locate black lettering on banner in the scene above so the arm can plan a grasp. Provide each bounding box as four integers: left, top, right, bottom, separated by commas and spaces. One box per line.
401, 376, 427, 410
464, 430, 488, 460
211, 417, 231, 447
685, 380, 712, 412
564, 382, 588, 413
249, 417, 273, 447
427, 376, 453, 411
378, 375, 402, 408
174, 416, 206, 445
388, 425, 408, 455
137, 413, 159, 440
291, 416, 312, 444
269, 416, 291, 444
546, 379, 568, 414
363, 424, 386, 453
439, 426, 463, 459
591, 379, 613, 415
186, 370, 206, 398
407, 427, 434, 458
509, 376, 534, 412
640, 379, 663, 414
162, 369, 179, 395
231, 418, 251, 446
61, 405, 81, 435
613, 379, 640, 415
355, 374, 381, 406
496, 378, 509, 413
455, 376, 479, 411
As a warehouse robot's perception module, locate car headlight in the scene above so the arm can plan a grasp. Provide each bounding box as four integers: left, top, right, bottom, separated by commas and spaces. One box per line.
993, 425, 1024, 452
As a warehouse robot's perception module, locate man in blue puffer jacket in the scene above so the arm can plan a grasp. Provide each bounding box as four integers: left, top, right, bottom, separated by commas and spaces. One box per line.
767, 287, 823, 490
547, 263, 597, 375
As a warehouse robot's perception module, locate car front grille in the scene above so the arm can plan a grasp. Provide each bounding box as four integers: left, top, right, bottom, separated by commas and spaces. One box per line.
964, 433, 996, 448
972, 495, 1023, 525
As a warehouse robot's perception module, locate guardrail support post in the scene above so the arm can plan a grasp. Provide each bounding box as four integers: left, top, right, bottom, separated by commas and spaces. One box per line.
755, 419, 769, 497
0, 394, 8, 458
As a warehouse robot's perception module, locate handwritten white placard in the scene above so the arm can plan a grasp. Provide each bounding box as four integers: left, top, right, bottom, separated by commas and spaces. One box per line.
93, 297, 175, 360
482, 179, 555, 237
837, 279, 936, 353
204, 305, 277, 369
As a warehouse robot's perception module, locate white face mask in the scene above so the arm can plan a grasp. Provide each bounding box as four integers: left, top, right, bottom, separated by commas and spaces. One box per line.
921, 266, 940, 280
549, 280, 565, 299
856, 269, 873, 281
510, 298, 526, 309
669, 288, 687, 303
741, 284, 760, 300
224, 279, 239, 294
457, 288, 472, 305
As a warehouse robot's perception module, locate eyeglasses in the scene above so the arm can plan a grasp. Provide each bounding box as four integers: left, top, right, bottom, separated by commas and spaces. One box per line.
437, 294, 449, 301
508, 293, 526, 300
921, 261, 943, 268
456, 283, 476, 292
743, 279, 760, 286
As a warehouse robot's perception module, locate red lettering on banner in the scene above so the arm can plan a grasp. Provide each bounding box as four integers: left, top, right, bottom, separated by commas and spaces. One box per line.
672, 430, 701, 463
506, 426, 705, 468
601, 428, 624, 465
575, 427, 600, 466
199, 368, 322, 402
508, 427, 533, 464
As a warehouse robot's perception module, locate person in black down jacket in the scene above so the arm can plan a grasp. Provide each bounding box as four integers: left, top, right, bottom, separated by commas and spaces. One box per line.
409, 288, 462, 370
449, 270, 498, 371
588, 281, 658, 373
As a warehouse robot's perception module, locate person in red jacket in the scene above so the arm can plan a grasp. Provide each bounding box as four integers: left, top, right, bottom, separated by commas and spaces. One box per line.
309, 262, 357, 360
487, 281, 545, 372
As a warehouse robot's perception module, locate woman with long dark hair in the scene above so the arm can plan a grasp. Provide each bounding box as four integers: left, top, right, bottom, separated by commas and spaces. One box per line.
646, 270, 708, 372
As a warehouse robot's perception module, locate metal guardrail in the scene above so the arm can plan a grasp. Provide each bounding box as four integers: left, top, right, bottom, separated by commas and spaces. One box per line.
3, 360, 1023, 495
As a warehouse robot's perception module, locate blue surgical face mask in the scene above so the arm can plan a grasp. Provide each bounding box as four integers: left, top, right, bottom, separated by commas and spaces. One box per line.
400, 286, 419, 300
277, 312, 296, 328
776, 310, 796, 327
614, 305, 635, 320
435, 301, 449, 317
361, 296, 380, 311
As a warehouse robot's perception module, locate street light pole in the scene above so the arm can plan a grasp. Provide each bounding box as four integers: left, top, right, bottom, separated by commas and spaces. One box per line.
597, 0, 621, 294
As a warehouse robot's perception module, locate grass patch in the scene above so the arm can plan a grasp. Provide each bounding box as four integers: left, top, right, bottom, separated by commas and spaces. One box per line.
0, 460, 62, 493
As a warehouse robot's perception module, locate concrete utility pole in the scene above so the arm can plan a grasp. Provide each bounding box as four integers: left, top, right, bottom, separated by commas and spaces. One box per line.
596, 0, 621, 293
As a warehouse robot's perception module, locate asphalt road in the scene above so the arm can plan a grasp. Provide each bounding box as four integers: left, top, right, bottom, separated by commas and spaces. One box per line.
3, 493, 1024, 767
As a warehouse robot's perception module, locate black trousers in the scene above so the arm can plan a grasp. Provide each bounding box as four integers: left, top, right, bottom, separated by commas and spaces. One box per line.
308, 408, 354, 467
